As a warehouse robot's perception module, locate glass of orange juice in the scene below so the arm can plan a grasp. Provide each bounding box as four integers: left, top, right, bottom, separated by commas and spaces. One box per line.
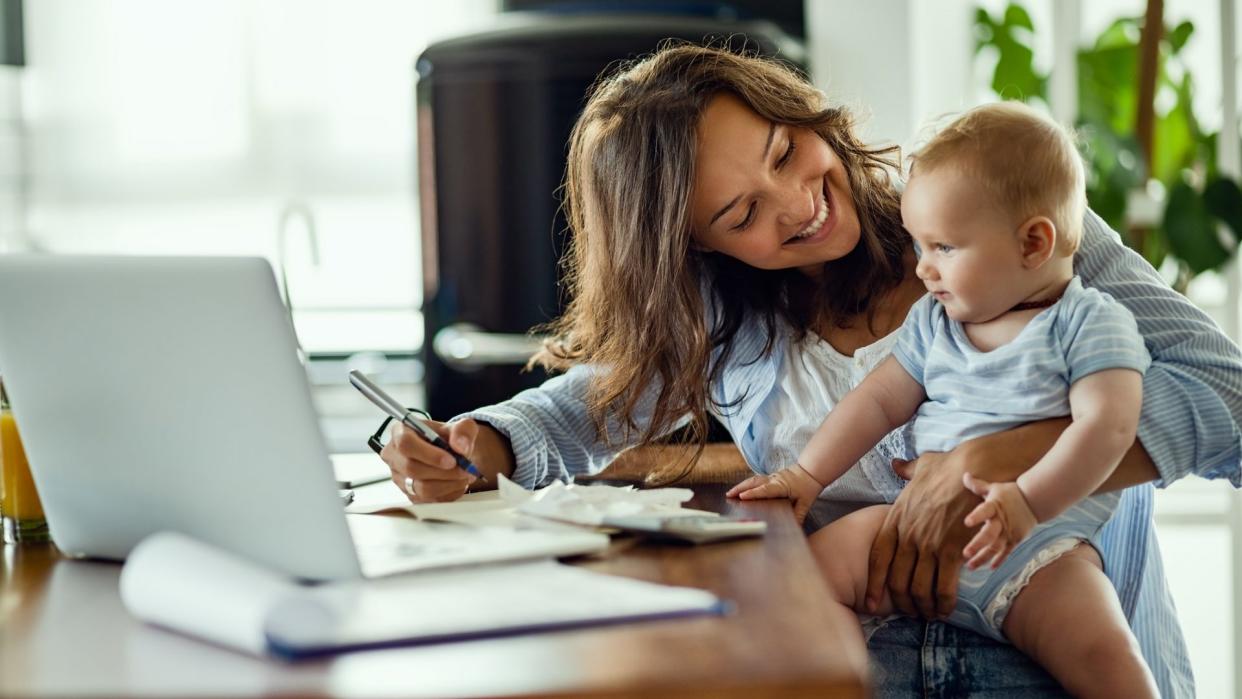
1, 379, 49, 544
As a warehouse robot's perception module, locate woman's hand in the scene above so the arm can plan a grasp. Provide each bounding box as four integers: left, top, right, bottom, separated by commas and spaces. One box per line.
960, 474, 1038, 570
864, 450, 980, 620
379, 418, 481, 503
866, 417, 1156, 620
726, 464, 824, 525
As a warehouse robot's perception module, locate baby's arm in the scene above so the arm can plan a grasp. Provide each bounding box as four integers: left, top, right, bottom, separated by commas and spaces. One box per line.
1018, 368, 1143, 518
962, 367, 1143, 568
730, 356, 926, 522
801, 356, 927, 484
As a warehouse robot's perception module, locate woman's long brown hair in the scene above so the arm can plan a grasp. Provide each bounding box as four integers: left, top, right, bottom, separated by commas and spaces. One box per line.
532, 44, 908, 468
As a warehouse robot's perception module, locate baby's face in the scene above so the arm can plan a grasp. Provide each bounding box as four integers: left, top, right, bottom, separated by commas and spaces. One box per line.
901, 167, 1027, 323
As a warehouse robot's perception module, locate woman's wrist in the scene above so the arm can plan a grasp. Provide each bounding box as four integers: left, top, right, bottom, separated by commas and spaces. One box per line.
472, 422, 516, 484
953, 418, 1071, 481
1098, 438, 1159, 491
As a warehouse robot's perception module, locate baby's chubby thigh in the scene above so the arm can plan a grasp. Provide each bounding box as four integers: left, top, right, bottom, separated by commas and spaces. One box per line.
806, 504, 893, 614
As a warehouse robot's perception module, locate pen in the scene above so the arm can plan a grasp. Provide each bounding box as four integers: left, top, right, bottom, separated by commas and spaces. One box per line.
348, 370, 485, 481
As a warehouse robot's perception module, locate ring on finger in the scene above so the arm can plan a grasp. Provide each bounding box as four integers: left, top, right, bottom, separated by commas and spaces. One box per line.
404, 476, 416, 496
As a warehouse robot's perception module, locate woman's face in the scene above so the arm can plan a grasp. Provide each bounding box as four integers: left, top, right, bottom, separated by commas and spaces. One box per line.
690, 93, 862, 276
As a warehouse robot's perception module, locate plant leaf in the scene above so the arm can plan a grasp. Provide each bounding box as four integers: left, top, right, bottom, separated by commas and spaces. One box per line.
1087, 183, 1128, 236
1202, 131, 1220, 176
1167, 20, 1194, 53
1004, 4, 1035, 31
993, 41, 1043, 100
1204, 177, 1242, 246
1095, 17, 1141, 50
974, 3, 1047, 103
1144, 224, 1169, 270
1152, 75, 1195, 182
1077, 44, 1138, 133
1164, 179, 1232, 273
974, 7, 997, 53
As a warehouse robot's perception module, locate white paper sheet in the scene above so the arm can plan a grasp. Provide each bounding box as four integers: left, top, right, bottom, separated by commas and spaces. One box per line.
119, 531, 725, 659
345, 475, 714, 530
263, 558, 725, 656
119, 532, 297, 655
498, 474, 709, 526
330, 452, 391, 488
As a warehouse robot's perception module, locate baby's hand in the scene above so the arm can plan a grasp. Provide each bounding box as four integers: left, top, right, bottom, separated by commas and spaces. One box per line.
960, 473, 1038, 570
726, 465, 824, 525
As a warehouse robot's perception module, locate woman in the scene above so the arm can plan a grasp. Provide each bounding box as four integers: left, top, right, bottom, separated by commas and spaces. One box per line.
382, 45, 1240, 697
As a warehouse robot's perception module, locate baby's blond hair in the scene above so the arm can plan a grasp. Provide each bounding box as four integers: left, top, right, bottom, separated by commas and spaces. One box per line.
912, 101, 1086, 255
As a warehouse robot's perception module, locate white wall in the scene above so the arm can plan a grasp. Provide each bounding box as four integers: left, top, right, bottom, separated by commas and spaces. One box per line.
0, 68, 21, 253
806, 0, 974, 151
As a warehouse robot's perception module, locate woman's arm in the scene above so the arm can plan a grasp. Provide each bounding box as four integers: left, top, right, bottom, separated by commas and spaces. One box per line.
984, 417, 1160, 491
594, 442, 748, 484
382, 363, 681, 502
937, 416, 1158, 490
1076, 209, 1242, 486
467, 421, 518, 481
946, 417, 1159, 488
458, 363, 683, 489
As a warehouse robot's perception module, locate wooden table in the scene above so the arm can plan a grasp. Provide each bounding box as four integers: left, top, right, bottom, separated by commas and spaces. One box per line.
0, 484, 868, 698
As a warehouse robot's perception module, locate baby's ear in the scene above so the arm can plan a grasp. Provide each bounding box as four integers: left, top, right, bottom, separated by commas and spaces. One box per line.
1017, 216, 1057, 269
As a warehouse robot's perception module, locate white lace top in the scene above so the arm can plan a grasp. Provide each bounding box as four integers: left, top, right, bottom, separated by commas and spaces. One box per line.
751, 328, 909, 504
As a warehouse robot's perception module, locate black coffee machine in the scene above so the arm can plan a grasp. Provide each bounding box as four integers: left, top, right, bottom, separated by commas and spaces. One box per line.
416, 9, 805, 419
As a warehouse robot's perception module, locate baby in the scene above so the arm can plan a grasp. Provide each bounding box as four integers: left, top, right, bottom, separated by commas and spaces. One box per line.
730, 102, 1158, 697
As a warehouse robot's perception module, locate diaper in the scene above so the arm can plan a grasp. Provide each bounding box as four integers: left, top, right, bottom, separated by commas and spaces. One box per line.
948, 537, 1087, 641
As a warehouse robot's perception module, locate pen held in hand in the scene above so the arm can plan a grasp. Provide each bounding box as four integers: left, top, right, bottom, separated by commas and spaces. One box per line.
415, 427, 485, 480
348, 370, 485, 481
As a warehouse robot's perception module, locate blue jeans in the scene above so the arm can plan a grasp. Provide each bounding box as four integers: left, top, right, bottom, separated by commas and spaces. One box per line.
868, 617, 1067, 698
805, 501, 1069, 697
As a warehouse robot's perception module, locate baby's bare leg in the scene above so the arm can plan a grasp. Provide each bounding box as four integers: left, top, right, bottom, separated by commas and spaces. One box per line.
806, 505, 895, 648
1002, 544, 1157, 698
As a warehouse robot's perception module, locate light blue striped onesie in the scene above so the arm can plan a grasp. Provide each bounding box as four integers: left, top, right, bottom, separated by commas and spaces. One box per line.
891, 275, 1151, 641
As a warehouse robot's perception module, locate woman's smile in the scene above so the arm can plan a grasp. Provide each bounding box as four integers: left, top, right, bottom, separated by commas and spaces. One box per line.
690, 94, 862, 272
783, 176, 836, 246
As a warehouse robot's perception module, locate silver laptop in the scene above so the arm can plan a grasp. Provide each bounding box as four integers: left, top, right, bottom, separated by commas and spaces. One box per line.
0, 255, 607, 580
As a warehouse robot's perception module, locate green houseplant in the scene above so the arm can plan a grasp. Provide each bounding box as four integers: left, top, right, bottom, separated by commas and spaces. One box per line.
975, 2, 1242, 292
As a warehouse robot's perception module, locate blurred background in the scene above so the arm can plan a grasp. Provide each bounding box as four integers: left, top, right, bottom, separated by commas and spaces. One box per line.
0, 0, 1238, 694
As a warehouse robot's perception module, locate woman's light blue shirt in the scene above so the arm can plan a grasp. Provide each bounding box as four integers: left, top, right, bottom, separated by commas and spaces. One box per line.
464, 210, 1242, 698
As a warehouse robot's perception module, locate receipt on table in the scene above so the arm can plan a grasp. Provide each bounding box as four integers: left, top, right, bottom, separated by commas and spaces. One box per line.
498, 474, 711, 526
346, 473, 714, 530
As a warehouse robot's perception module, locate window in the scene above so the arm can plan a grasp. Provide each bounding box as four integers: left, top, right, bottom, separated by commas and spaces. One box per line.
18, 0, 499, 354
